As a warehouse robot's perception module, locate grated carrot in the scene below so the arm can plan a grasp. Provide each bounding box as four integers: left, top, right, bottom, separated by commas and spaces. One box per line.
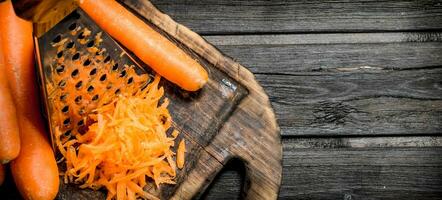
177, 140, 186, 169
55, 76, 184, 200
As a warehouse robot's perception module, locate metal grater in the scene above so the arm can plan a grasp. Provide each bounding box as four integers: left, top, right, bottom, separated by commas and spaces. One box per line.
34, 8, 152, 153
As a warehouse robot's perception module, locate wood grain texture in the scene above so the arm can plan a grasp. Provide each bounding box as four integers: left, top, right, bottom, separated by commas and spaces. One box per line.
118, 1, 283, 199
149, 0, 442, 34
281, 140, 442, 200
198, 137, 442, 200
205, 32, 442, 46
203, 34, 442, 137
6, 0, 442, 199
257, 70, 442, 136
209, 37, 442, 73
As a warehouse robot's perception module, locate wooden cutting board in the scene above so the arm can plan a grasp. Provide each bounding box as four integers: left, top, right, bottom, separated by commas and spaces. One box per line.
11, 0, 282, 199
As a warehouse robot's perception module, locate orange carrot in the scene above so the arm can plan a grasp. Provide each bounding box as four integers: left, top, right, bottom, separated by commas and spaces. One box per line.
0, 30, 20, 164
55, 76, 178, 200
0, 164, 5, 186
0, 1, 59, 199
78, 0, 208, 91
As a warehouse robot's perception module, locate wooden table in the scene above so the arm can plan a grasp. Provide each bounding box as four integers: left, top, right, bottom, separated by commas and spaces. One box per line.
1, 0, 441, 199
146, 0, 442, 199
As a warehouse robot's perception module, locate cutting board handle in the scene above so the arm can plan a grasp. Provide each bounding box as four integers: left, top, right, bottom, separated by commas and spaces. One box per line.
171, 103, 282, 200
241, 150, 282, 199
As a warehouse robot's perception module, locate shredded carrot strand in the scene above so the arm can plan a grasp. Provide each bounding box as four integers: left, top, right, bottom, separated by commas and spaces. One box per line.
177, 139, 186, 169
55, 76, 183, 200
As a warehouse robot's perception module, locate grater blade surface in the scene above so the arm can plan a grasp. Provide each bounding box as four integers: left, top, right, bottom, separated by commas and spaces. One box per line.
35, 9, 151, 152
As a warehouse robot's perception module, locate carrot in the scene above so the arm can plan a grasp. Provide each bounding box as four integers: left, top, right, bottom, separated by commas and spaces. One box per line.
0, 164, 5, 186
56, 76, 180, 200
0, 1, 59, 199
0, 30, 20, 164
77, 0, 208, 91
177, 139, 186, 169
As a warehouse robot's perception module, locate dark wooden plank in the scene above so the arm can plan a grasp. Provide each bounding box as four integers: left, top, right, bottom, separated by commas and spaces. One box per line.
282, 136, 442, 148
205, 32, 442, 45
149, 0, 442, 34
203, 34, 442, 136
259, 68, 442, 136
280, 140, 442, 200
198, 137, 442, 200
263, 74, 442, 136
206, 35, 442, 73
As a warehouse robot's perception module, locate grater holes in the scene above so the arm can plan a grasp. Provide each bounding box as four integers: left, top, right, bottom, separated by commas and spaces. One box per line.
75, 96, 82, 104
58, 80, 67, 88
77, 119, 84, 126
57, 51, 63, 58
100, 74, 107, 82
92, 94, 99, 101
56, 65, 65, 74
52, 35, 61, 43
71, 69, 79, 78
64, 130, 72, 137
78, 107, 86, 116
115, 89, 121, 95
83, 59, 91, 66
68, 23, 77, 30
60, 93, 68, 101
75, 81, 83, 89
112, 63, 119, 71
63, 118, 71, 126
160, 115, 167, 125
87, 85, 94, 93
61, 105, 69, 113
90, 68, 97, 76
103, 56, 111, 63
119, 70, 127, 77
127, 77, 134, 84
78, 32, 85, 39
106, 84, 112, 90
66, 41, 75, 49
71, 11, 80, 19
72, 53, 80, 60
86, 40, 94, 48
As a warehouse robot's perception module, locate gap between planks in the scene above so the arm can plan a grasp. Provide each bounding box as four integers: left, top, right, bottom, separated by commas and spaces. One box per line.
204, 32, 442, 45
282, 136, 442, 148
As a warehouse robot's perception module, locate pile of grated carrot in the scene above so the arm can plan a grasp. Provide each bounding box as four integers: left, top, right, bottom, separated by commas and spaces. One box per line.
54, 76, 185, 200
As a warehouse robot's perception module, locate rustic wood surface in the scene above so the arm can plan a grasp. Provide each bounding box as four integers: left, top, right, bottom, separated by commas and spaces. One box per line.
148, 0, 442, 34
2, 0, 442, 199
143, 0, 442, 199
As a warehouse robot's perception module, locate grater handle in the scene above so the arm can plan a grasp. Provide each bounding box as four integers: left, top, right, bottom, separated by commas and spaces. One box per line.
12, 0, 73, 21
12, 0, 78, 37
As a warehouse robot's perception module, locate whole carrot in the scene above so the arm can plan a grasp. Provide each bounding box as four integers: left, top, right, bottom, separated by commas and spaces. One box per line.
0, 164, 5, 186
78, 0, 208, 91
0, 1, 59, 199
0, 32, 20, 164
